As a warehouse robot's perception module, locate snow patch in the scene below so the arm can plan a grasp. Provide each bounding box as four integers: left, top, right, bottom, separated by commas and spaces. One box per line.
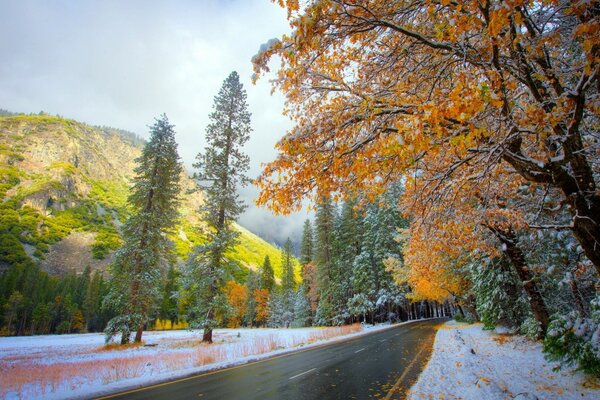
408, 321, 597, 400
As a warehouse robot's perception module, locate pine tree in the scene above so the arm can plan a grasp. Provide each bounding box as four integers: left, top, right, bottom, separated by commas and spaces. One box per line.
259, 255, 275, 292
281, 238, 296, 295
314, 196, 337, 325
159, 266, 180, 326
300, 219, 314, 266
292, 285, 311, 327
184, 71, 251, 343
104, 114, 182, 344
244, 270, 260, 326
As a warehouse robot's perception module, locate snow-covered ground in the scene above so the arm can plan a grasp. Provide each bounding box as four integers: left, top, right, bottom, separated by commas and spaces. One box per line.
409, 320, 599, 400
0, 323, 395, 400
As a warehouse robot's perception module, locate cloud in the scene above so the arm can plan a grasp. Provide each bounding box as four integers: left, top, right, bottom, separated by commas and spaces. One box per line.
0, 0, 310, 244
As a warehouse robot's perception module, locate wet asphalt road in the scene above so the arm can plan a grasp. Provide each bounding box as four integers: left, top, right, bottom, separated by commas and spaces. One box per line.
96, 318, 445, 400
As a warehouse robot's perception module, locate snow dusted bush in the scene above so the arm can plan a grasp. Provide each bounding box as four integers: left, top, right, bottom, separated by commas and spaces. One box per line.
520, 315, 541, 339
544, 296, 600, 377
471, 259, 529, 331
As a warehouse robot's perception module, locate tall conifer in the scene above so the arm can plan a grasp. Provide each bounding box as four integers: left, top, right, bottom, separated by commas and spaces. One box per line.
184, 71, 251, 343
104, 114, 181, 344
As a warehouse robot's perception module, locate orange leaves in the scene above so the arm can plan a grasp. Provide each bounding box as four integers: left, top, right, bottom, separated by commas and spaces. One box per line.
254, 288, 270, 326
253, 0, 599, 296
225, 280, 248, 328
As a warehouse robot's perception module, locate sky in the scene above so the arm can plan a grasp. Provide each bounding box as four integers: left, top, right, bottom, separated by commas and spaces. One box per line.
0, 0, 310, 248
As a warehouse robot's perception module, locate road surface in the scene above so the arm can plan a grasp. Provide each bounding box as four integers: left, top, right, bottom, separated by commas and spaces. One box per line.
97, 318, 445, 400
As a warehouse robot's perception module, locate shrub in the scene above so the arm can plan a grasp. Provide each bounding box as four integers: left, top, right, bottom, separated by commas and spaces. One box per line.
544, 296, 600, 377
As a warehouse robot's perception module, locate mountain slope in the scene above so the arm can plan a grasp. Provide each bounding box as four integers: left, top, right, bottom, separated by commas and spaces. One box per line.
0, 114, 294, 279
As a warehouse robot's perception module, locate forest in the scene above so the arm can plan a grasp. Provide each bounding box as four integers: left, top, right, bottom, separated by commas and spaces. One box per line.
1, 0, 600, 379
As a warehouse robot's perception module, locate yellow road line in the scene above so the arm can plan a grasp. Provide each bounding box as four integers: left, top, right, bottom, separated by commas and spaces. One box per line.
384, 322, 442, 400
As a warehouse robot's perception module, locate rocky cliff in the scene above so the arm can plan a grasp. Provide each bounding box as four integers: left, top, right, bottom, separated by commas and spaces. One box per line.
0, 114, 287, 278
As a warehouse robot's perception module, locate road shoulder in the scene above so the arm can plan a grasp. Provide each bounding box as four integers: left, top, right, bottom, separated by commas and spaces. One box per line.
407, 320, 598, 400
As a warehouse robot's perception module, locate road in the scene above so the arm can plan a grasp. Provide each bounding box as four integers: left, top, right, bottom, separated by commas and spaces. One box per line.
96, 318, 445, 400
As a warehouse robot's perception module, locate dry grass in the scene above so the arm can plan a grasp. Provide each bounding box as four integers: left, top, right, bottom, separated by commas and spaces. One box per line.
94, 342, 144, 353
0, 324, 363, 399
492, 333, 513, 346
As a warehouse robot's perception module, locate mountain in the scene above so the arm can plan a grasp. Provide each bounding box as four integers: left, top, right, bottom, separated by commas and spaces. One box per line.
0, 113, 295, 280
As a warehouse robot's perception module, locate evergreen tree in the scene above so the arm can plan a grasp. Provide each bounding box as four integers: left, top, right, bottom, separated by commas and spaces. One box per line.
184, 71, 251, 343
244, 270, 260, 326
104, 114, 182, 344
300, 219, 314, 265
314, 196, 336, 325
259, 255, 275, 292
281, 238, 296, 295
159, 266, 180, 326
292, 285, 311, 327
83, 271, 104, 332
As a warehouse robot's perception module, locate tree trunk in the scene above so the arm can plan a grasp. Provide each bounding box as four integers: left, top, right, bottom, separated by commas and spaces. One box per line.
203, 327, 213, 343
456, 303, 465, 318
120, 331, 129, 345
569, 276, 587, 318
567, 192, 600, 276
135, 325, 144, 343
489, 226, 550, 336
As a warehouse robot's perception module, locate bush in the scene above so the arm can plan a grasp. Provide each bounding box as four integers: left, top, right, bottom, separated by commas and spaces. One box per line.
453, 313, 476, 324
520, 315, 541, 339
544, 296, 600, 377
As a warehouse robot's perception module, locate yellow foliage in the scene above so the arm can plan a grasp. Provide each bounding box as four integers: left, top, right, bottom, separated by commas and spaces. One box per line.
153, 319, 188, 330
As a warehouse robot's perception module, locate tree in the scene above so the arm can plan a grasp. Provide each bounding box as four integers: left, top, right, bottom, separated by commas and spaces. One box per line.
184, 71, 251, 343
254, 288, 270, 327
300, 219, 314, 266
259, 255, 275, 292
103, 114, 182, 344
281, 238, 296, 295
225, 280, 248, 328
314, 197, 337, 325
84, 271, 105, 332
253, 1, 600, 277
244, 270, 260, 326
159, 265, 180, 326
293, 285, 311, 327
302, 261, 319, 316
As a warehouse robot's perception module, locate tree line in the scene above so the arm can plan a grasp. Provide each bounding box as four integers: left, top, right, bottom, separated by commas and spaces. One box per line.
0, 71, 446, 341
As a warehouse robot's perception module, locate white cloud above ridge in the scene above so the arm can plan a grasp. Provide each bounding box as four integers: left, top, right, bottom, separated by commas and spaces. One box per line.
0, 0, 310, 246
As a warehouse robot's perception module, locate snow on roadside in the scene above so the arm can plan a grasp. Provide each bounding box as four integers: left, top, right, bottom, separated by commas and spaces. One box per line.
408, 320, 599, 400
0, 321, 398, 400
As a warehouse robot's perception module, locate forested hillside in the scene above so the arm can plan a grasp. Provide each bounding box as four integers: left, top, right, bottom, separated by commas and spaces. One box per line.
0, 113, 294, 335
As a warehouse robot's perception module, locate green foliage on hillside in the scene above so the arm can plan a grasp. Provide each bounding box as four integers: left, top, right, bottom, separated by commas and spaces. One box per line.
229, 225, 301, 281
0, 113, 292, 277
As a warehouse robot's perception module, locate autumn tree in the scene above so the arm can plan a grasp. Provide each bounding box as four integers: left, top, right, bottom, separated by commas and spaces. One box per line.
225, 280, 248, 328
104, 114, 181, 344
252, 1, 600, 277
254, 288, 270, 327
184, 71, 251, 343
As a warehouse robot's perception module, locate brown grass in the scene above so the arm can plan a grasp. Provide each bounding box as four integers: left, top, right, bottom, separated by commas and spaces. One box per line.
492, 333, 513, 345
0, 324, 363, 398
94, 342, 144, 353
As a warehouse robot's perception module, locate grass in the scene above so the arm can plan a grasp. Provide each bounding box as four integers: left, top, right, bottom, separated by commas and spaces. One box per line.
0, 324, 363, 398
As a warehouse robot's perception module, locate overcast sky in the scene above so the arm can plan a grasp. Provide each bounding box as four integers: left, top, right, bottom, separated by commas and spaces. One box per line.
0, 0, 310, 247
